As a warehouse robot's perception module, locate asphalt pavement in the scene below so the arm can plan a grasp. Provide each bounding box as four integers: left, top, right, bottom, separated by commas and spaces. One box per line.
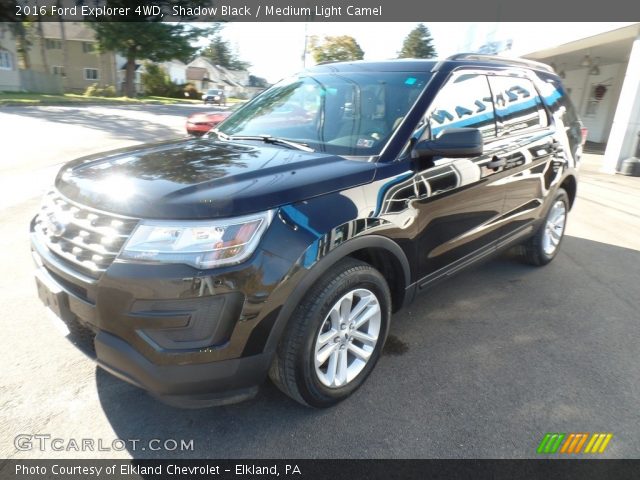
0, 105, 638, 459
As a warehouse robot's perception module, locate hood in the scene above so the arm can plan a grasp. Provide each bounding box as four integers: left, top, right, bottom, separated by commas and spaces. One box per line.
55, 138, 377, 219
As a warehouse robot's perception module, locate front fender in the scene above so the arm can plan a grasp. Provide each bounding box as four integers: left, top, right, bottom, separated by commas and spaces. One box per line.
261, 232, 412, 357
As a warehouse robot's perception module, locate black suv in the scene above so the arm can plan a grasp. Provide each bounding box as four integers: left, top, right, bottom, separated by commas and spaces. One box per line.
31, 55, 582, 408
202, 88, 227, 106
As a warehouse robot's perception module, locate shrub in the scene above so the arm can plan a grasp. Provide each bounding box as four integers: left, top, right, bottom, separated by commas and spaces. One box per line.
102, 85, 117, 97
84, 83, 118, 97
83, 83, 100, 97
165, 82, 186, 99
183, 83, 202, 100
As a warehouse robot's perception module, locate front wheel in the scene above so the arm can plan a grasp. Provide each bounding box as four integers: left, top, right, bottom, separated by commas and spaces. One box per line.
518, 188, 569, 266
269, 258, 391, 407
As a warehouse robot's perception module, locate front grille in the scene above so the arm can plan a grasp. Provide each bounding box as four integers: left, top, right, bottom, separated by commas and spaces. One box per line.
34, 191, 138, 278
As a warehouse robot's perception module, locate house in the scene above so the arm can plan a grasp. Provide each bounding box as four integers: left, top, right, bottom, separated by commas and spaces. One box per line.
0, 25, 20, 92
186, 57, 264, 98
26, 23, 188, 96
162, 60, 187, 84
27, 22, 118, 93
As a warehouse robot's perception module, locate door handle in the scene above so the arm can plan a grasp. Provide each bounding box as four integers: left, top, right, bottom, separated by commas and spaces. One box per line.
487, 156, 506, 169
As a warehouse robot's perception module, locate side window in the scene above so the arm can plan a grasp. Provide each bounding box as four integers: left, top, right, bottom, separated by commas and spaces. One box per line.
427, 73, 497, 141
488, 76, 548, 136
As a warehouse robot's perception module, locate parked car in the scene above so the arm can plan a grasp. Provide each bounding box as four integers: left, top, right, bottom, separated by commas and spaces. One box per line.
31, 55, 583, 408
186, 111, 232, 136
202, 88, 226, 105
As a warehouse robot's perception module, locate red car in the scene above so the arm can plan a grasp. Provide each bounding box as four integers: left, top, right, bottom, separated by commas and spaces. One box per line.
186, 111, 232, 136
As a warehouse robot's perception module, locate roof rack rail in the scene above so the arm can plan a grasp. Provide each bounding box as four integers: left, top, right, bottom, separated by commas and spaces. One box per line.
446, 53, 555, 73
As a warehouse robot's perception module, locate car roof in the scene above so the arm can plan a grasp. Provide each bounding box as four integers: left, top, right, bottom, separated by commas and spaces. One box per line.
307, 59, 439, 73
305, 55, 555, 76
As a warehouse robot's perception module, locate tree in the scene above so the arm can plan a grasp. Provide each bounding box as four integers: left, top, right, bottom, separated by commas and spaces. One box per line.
141, 63, 172, 96
201, 36, 232, 67
7, 21, 32, 69
248, 75, 269, 88
92, 22, 207, 97
398, 24, 437, 59
310, 35, 364, 63
34, 1, 49, 75
200, 34, 250, 70
56, 1, 68, 89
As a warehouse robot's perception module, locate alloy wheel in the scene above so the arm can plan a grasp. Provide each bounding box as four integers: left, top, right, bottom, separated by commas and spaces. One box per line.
313, 288, 382, 388
542, 200, 567, 256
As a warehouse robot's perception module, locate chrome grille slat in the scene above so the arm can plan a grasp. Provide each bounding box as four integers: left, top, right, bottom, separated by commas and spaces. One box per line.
35, 191, 138, 278
62, 235, 121, 257
58, 217, 129, 239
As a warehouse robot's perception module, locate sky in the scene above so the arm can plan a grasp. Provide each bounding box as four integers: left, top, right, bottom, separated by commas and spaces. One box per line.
201, 22, 635, 83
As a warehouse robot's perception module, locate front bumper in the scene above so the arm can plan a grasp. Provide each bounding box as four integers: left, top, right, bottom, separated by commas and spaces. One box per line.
95, 331, 268, 407
30, 218, 296, 406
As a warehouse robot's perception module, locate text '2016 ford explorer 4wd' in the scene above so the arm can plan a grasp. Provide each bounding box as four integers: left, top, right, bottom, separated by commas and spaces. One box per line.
31, 55, 583, 408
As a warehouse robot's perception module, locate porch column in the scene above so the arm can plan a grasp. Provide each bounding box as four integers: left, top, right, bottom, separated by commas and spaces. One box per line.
602, 34, 640, 173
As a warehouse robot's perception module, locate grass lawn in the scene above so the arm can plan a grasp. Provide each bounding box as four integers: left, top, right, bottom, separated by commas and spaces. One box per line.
0, 92, 205, 106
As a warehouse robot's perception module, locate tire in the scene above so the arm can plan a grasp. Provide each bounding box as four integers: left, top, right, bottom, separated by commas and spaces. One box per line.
269, 258, 391, 408
518, 188, 569, 266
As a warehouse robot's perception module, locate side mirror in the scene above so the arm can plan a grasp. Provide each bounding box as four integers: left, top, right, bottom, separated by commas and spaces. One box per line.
414, 128, 484, 159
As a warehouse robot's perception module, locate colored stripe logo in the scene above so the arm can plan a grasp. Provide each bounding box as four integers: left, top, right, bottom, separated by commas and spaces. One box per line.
537, 433, 613, 454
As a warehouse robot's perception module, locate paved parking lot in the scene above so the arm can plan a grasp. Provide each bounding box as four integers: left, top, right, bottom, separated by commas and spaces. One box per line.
0, 105, 638, 459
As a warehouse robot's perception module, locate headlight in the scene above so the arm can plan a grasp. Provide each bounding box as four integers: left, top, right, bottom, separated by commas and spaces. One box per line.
120, 210, 273, 269
214, 95, 220, 100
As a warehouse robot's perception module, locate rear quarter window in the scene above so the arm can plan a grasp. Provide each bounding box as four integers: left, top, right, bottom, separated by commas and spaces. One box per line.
535, 72, 583, 154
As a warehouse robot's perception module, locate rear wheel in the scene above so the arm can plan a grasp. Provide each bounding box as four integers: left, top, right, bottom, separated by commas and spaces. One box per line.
269, 258, 391, 407
518, 188, 569, 266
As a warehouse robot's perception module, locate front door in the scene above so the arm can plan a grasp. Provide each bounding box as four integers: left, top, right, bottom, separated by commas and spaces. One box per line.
410, 71, 511, 282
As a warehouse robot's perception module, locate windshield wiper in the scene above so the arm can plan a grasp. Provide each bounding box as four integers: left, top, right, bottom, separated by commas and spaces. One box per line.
213, 131, 314, 152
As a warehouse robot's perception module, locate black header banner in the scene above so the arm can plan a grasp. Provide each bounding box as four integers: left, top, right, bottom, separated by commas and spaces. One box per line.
1, 0, 640, 21
1, 459, 640, 480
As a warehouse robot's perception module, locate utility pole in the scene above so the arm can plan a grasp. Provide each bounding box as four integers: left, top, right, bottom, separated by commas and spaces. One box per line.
302, 21, 309, 68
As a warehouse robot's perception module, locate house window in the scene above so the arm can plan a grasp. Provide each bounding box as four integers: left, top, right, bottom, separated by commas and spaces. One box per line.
84, 68, 99, 80
0, 49, 13, 70
82, 42, 94, 54
45, 39, 62, 50
52, 65, 65, 76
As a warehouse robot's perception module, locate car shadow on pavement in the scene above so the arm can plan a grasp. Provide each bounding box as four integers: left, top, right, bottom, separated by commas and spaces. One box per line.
95, 235, 640, 459
4, 105, 202, 143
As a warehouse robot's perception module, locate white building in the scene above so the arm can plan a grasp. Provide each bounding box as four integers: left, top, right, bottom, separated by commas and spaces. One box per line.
521, 24, 640, 174
161, 60, 186, 84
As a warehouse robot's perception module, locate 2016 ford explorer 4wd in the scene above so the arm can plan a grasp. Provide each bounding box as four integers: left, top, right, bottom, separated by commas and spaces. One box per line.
31, 55, 582, 408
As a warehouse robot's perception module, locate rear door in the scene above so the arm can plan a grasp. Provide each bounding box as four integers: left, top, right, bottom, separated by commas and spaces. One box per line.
486, 74, 557, 244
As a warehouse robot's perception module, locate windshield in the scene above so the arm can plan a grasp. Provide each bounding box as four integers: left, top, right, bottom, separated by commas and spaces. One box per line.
207, 89, 223, 95
217, 71, 431, 156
